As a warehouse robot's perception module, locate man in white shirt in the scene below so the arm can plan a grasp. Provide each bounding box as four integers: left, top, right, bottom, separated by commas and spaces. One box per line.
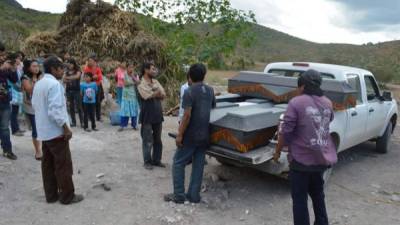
32, 56, 83, 205
178, 74, 192, 123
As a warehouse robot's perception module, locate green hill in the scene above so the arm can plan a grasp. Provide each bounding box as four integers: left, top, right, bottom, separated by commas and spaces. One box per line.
1, 0, 399, 82
0, 0, 60, 50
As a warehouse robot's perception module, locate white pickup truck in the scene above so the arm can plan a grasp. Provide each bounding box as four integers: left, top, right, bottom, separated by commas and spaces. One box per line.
207, 62, 398, 178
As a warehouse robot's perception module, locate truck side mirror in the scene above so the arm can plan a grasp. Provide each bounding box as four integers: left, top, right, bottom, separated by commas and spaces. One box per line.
382, 91, 392, 101
367, 93, 376, 101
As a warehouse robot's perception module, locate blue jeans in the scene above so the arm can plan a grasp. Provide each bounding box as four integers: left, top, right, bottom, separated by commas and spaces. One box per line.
26, 114, 37, 139
120, 116, 137, 128
172, 145, 206, 203
66, 90, 83, 126
290, 170, 329, 225
0, 104, 12, 153
116, 87, 123, 106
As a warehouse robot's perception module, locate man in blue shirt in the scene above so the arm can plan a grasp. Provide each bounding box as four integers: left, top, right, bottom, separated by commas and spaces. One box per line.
164, 63, 216, 204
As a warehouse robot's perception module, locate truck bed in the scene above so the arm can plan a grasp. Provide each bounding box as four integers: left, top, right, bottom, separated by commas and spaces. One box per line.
207, 143, 276, 165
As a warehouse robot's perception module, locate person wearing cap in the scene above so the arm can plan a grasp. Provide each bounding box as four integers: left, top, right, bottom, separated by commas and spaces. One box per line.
274, 69, 337, 225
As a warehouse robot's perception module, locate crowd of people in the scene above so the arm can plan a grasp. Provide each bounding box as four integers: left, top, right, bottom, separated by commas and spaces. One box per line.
1, 40, 337, 225
0, 40, 216, 204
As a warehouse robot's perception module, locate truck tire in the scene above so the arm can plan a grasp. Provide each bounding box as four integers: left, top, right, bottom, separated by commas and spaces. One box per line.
376, 122, 393, 154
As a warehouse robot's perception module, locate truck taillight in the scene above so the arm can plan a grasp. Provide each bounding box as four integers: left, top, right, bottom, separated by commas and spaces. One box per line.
293, 63, 309, 67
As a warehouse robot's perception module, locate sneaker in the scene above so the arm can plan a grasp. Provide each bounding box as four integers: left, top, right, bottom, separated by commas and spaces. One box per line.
144, 163, 153, 170
3, 152, 17, 160
152, 162, 166, 168
186, 197, 201, 204
12, 131, 24, 137
69, 194, 84, 204
164, 193, 185, 204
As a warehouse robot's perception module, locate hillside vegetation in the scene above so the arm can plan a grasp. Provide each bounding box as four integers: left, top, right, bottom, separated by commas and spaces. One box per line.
1, 0, 399, 82
0, 0, 60, 50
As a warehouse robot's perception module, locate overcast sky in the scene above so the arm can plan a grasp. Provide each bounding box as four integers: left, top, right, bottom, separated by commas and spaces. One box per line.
16, 0, 400, 45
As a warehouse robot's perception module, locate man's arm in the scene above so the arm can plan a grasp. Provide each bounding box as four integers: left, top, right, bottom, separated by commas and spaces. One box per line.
176, 90, 192, 147
176, 108, 191, 147
7, 70, 18, 83
273, 102, 298, 161
137, 82, 155, 100
211, 88, 217, 108
154, 80, 166, 100
47, 84, 69, 128
96, 68, 103, 82
69, 71, 82, 80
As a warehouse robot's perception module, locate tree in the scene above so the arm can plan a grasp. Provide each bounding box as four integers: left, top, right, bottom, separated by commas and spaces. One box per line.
115, 0, 256, 68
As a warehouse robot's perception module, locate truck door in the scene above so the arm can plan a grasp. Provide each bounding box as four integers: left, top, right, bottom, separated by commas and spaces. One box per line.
344, 74, 369, 148
364, 75, 386, 139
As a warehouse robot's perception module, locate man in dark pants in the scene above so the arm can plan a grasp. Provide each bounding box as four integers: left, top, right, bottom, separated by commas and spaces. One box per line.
64, 58, 83, 127
0, 53, 19, 160
32, 57, 83, 204
164, 63, 216, 204
137, 62, 166, 170
274, 69, 338, 225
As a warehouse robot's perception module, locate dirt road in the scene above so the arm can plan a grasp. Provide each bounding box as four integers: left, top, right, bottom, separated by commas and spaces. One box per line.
0, 117, 399, 225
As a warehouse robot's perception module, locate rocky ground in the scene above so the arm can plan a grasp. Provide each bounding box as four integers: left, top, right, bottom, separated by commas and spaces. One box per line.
0, 116, 399, 225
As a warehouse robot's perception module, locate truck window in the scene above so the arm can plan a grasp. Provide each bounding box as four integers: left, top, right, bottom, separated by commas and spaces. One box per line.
364, 75, 381, 102
268, 69, 335, 79
346, 74, 362, 104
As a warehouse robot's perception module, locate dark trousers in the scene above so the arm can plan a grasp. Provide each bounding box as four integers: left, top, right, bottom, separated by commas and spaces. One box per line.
83, 103, 96, 129
66, 91, 83, 126
290, 170, 329, 225
95, 84, 104, 121
10, 104, 20, 134
120, 116, 137, 128
141, 123, 163, 164
0, 104, 12, 153
173, 145, 206, 202
42, 138, 75, 204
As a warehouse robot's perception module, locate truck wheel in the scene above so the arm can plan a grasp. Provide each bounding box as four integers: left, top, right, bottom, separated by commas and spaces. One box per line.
376, 122, 393, 154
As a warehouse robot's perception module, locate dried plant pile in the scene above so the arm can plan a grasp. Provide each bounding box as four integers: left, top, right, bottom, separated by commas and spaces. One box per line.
23, 0, 164, 63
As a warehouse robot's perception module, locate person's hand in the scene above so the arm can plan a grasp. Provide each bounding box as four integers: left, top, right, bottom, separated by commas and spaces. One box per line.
63, 126, 73, 141
152, 90, 162, 98
273, 150, 281, 163
176, 134, 183, 148
2, 60, 14, 70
